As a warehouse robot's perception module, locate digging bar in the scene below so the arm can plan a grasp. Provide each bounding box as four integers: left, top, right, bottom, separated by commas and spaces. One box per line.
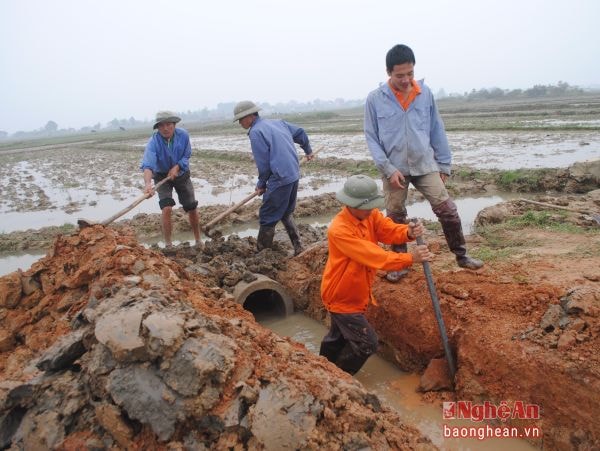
77, 177, 170, 229
414, 225, 457, 381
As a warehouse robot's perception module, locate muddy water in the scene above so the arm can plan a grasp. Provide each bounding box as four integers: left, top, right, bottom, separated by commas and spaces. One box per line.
2, 130, 597, 234
0, 174, 338, 234
261, 312, 537, 451
189, 131, 600, 168
0, 193, 517, 276
135, 193, 515, 245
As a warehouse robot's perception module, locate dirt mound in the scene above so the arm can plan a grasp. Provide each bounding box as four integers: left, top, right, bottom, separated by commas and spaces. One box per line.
0, 226, 434, 449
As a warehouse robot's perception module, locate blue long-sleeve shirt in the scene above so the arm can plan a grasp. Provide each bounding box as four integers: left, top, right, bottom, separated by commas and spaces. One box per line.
248, 117, 313, 190
140, 128, 192, 177
364, 79, 452, 178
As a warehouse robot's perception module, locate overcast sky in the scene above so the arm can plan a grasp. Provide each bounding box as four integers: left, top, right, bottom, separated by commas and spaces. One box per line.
1, 0, 599, 133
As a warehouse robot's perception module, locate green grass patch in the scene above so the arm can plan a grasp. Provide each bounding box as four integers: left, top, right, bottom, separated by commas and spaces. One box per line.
507, 210, 583, 233
495, 169, 546, 191
476, 246, 512, 262
473, 209, 598, 262
476, 210, 587, 238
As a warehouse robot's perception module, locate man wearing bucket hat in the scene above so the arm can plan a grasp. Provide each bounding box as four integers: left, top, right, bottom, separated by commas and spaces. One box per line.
140, 110, 201, 249
233, 100, 314, 255
364, 44, 483, 282
319, 174, 434, 375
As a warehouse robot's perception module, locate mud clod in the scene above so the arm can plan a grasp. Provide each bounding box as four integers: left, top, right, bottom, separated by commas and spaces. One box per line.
0, 226, 433, 449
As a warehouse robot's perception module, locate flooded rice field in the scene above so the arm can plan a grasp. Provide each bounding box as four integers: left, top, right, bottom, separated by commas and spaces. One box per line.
0, 125, 598, 277
189, 129, 600, 168
1, 129, 598, 232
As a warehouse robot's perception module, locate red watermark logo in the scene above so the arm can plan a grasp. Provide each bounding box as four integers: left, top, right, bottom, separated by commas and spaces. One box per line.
443, 401, 541, 422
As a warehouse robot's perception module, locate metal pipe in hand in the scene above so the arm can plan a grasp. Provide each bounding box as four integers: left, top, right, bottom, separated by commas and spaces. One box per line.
416, 233, 457, 381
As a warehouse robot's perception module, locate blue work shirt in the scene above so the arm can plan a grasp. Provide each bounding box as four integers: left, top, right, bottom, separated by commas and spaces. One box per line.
248, 117, 313, 190
364, 80, 451, 178
140, 128, 192, 177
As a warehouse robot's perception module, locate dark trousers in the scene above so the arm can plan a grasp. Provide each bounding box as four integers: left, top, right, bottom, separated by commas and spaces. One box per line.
259, 180, 298, 226
154, 171, 198, 211
319, 312, 378, 375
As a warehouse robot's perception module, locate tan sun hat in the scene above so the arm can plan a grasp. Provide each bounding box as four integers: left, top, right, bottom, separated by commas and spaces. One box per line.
233, 100, 261, 122
153, 110, 181, 129
336, 175, 385, 210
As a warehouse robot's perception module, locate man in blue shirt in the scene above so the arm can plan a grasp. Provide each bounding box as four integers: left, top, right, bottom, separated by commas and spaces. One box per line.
233, 101, 313, 255
364, 44, 483, 280
140, 111, 201, 249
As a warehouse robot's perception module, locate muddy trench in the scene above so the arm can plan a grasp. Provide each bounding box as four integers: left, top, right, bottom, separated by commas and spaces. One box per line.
0, 139, 599, 448
147, 174, 599, 449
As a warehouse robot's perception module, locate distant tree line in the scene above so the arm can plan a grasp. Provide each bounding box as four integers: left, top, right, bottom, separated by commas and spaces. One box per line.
1, 82, 597, 140
178, 98, 365, 122
437, 81, 586, 101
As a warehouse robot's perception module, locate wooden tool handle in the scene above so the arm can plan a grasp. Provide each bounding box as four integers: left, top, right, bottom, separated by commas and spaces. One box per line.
101, 177, 170, 226
203, 191, 259, 231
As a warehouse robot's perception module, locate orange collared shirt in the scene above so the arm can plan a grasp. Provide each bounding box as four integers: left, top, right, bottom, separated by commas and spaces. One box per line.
320, 207, 414, 313
388, 79, 421, 111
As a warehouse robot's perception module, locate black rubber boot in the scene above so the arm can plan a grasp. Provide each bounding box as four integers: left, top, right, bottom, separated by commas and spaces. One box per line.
386, 212, 410, 282
433, 199, 483, 270
319, 340, 344, 363
334, 343, 370, 375
281, 215, 303, 256
256, 225, 276, 251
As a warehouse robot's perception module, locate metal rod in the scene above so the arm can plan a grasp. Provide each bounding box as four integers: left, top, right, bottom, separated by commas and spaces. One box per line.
416, 234, 457, 380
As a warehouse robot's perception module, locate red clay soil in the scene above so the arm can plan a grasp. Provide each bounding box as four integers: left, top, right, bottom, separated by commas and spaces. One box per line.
279, 227, 600, 450
0, 226, 434, 450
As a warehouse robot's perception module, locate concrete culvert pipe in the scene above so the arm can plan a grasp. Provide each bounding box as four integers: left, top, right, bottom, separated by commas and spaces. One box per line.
233, 274, 294, 319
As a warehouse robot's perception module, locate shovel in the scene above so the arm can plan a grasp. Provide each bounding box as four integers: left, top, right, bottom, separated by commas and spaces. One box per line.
413, 219, 457, 381
77, 177, 171, 229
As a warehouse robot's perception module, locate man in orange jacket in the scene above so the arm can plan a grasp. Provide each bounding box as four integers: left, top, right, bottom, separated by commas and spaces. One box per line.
319, 174, 434, 375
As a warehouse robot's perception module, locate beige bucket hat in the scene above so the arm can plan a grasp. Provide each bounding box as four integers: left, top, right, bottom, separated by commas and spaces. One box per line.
233, 100, 261, 122
153, 110, 181, 129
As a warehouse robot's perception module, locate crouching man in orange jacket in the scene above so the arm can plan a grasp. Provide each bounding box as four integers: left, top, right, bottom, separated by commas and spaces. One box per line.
319, 174, 434, 375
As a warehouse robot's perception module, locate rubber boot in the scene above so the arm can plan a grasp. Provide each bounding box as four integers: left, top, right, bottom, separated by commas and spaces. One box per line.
319, 339, 344, 364
256, 225, 276, 251
385, 212, 410, 282
281, 215, 303, 256
433, 199, 484, 270
334, 343, 370, 375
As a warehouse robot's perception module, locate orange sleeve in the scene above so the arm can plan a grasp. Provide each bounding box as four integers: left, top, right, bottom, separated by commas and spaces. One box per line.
371, 210, 413, 245
321, 209, 415, 313
329, 223, 413, 271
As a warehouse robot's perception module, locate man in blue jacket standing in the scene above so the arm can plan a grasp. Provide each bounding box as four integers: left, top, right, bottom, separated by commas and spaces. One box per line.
234, 101, 313, 255
364, 44, 483, 281
140, 111, 201, 249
